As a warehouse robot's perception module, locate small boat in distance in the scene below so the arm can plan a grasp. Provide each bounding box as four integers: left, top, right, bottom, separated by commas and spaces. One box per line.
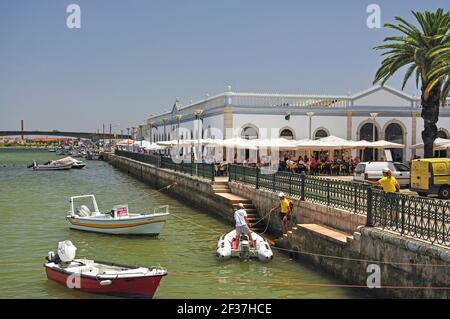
44, 240, 167, 298
86, 152, 102, 160
29, 160, 73, 171
66, 195, 170, 235
216, 230, 273, 262
48, 148, 56, 152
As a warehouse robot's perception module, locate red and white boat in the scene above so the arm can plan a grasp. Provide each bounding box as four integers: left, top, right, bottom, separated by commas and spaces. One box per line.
44, 241, 167, 298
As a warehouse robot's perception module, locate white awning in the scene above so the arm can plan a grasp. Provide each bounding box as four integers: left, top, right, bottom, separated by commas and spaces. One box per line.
410, 138, 450, 150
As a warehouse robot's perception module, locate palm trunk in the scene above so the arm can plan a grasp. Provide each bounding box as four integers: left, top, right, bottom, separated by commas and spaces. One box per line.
420, 84, 441, 158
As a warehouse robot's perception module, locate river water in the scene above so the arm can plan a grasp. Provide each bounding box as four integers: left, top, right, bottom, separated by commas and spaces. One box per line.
0, 149, 368, 299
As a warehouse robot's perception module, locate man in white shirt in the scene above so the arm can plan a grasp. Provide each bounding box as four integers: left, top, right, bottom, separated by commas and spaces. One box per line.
234, 203, 255, 248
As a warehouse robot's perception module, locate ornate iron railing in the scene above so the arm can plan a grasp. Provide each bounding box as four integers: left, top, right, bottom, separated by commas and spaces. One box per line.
229, 164, 450, 247
115, 150, 215, 181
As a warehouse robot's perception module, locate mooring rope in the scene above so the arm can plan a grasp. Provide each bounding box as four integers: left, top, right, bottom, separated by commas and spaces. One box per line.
167, 271, 450, 290
168, 211, 450, 267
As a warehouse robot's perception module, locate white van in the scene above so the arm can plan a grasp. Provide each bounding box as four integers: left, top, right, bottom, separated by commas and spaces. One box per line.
353, 161, 410, 187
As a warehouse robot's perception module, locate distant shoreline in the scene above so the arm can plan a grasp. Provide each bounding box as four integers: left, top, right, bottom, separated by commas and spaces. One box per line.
0, 147, 49, 151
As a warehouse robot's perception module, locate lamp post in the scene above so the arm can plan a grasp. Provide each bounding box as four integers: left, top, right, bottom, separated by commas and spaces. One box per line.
176, 114, 183, 157
149, 122, 154, 144
162, 119, 168, 156
194, 109, 204, 162
131, 126, 136, 152
370, 113, 378, 161
107, 124, 120, 151
126, 128, 130, 152
139, 125, 143, 150
306, 112, 315, 140
306, 112, 315, 172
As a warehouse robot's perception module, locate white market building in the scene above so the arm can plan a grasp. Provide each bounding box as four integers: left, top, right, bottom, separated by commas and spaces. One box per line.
139, 85, 450, 162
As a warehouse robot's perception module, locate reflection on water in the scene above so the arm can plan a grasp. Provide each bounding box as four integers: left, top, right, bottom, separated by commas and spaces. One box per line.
0, 149, 368, 298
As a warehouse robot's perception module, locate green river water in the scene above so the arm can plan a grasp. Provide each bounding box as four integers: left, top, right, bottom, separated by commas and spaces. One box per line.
0, 149, 369, 299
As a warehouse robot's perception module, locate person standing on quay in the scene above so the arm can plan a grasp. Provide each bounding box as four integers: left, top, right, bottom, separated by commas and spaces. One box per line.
270, 192, 292, 235
366, 167, 400, 225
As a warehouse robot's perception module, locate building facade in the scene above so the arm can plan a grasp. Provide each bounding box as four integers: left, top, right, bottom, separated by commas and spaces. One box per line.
142, 85, 450, 162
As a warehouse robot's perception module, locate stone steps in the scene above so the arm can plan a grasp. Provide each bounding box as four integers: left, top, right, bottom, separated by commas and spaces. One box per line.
211, 181, 264, 233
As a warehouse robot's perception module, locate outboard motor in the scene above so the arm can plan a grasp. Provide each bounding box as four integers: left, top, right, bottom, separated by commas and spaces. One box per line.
46, 251, 61, 263
27, 160, 37, 169
239, 234, 250, 260
57, 240, 77, 263
78, 205, 91, 216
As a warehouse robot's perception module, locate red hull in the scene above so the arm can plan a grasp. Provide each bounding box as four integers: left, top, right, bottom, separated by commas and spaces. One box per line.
45, 266, 166, 298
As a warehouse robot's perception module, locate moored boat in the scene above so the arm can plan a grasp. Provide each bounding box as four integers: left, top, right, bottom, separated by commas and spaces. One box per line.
29, 160, 73, 171
53, 156, 86, 169
216, 230, 273, 262
44, 240, 167, 298
66, 195, 170, 235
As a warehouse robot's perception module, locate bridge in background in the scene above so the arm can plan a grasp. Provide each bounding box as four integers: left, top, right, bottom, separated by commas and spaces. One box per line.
0, 131, 131, 140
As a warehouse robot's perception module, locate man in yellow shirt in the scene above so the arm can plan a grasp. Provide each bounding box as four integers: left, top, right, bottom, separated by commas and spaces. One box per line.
366, 167, 400, 192
270, 192, 292, 235
366, 167, 400, 225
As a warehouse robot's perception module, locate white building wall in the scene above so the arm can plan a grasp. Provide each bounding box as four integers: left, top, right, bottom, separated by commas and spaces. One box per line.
353, 89, 412, 107
203, 114, 224, 139
232, 113, 347, 140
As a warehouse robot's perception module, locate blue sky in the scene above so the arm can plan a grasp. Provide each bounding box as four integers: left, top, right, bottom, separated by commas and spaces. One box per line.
0, 0, 448, 132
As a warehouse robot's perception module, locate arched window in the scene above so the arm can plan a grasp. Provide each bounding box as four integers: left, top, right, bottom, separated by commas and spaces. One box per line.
385, 123, 404, 162
280, 129, 294, 140
360, 123, 379, 161
314, 129, 329, 140
241, 126, 258, 140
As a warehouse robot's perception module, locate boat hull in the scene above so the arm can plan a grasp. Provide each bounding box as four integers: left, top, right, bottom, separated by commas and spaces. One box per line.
71, 163, 86, 169
45, 265, 165, 298
216, 230, 273, 262
33, 164, 73, 171
66, 215, 167, 235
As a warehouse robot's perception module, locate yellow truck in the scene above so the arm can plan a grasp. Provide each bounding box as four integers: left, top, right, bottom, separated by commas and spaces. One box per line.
410, 158, 450, 199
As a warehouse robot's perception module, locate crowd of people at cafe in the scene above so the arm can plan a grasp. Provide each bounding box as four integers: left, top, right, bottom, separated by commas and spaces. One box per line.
238, 152, 362, 176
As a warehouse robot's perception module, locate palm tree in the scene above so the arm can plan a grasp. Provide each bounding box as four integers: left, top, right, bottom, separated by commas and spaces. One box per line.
428, 42, 450, 105
373, 8, 450, 158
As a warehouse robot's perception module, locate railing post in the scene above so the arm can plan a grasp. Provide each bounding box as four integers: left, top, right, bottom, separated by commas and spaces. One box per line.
326, 180, 330, 206
289, 172, 292, 196
272, 172, 276, 192
256, 167, 260, 189
400, 195, 405, 235
366, 186, 374, 227
211, 164, 215, 182
301, 173, 305, 201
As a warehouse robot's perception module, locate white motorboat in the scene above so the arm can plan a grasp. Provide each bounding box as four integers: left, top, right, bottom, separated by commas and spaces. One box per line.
216, 230, 273, 262
29, 160, 73, 171
53, 156, 86, 169
66, 195, 169, 236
